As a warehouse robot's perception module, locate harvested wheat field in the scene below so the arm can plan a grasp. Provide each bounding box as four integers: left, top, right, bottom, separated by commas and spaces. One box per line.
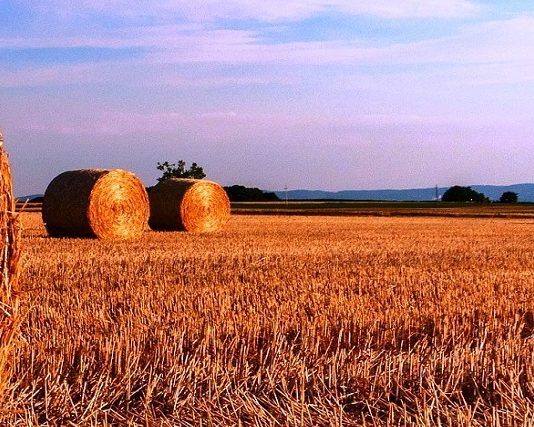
3, 213, 533, 426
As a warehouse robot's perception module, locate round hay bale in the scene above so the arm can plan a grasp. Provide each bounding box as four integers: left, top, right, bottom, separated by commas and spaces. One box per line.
148, 178, 230, 232
42, 169, 149, 239
0, 129, 22, 404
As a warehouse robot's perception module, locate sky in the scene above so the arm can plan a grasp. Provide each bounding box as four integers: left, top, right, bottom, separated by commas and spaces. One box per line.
1, 1, 533, 195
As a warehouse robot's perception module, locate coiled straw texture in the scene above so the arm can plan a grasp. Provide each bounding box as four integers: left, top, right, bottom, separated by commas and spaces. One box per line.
0, 130, 21, 409
148, 178, 231, 232
43, 169, 149, 239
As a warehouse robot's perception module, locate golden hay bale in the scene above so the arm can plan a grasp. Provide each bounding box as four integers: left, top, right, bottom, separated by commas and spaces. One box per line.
148, 178, 230, 232
42, 169, 149, 239
0, 129, 21, 407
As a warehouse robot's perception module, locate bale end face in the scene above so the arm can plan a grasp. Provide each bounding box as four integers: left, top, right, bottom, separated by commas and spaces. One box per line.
88, 170, 149, 239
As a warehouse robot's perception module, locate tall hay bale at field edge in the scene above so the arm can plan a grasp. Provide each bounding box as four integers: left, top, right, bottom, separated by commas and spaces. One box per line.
43, 169, 149, 239
0, 129, 21, 408
148, 178, 230, 232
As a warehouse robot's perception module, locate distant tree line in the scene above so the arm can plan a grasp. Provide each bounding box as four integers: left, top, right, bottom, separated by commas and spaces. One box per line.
442, 186, 519, 203
223, 185, 279, 202
441, 186, 489, 203
499, 191, 518, 203
154, 163, 520, 203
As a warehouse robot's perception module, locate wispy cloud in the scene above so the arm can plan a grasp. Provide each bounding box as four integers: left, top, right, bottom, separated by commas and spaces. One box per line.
4, 14, 534, 91
161, 0, 481, 21
0, 63, 105, 87
143, 15, 534, 67
27, 0, 482, 23
4, 14, 534, 67
17, 108, 464, 139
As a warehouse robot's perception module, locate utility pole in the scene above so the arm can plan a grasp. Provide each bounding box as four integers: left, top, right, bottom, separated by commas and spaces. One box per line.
284, 185, 288, 206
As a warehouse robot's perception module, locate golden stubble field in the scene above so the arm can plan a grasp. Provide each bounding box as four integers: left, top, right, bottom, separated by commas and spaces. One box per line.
4, 212, 533, 426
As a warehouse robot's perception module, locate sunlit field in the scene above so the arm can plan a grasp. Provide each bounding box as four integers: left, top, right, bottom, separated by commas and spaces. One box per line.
4, 212, 533, 426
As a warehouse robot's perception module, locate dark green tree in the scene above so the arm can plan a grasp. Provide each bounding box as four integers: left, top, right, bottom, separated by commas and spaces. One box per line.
441, 186, 489, 203
499, 191, 518, 203
156, 160, 206, 182
224, 185, 279, 201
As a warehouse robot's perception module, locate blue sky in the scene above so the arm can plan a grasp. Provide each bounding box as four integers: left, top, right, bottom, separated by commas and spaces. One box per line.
1, 1, 533, 194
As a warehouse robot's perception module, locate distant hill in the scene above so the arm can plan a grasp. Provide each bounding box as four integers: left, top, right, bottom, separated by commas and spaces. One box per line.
18, 184, 534, 203
16, 194, 43, 202
276, 184, 534, 202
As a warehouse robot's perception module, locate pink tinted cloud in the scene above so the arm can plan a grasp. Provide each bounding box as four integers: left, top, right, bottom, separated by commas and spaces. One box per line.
0, 63, 103, 87
20, 108, 445, 141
